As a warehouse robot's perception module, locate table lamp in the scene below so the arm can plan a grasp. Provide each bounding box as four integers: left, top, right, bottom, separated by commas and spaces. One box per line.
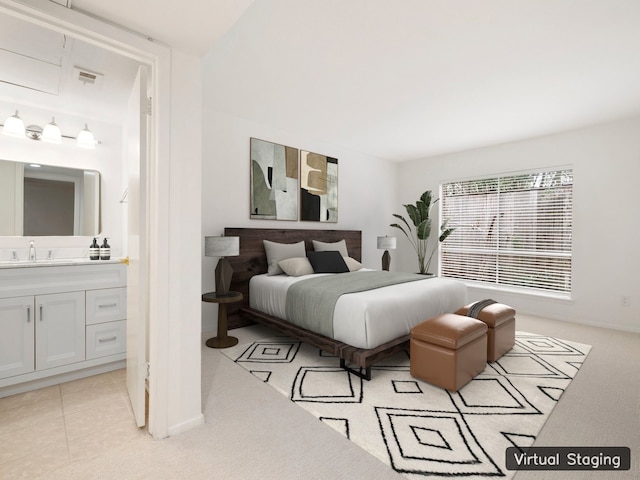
205, 235, 240, 295
377, 236, 396, 271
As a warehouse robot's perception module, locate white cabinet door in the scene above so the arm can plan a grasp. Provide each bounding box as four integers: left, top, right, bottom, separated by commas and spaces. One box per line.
0, 296, 34, 379
35, 291, 85, 370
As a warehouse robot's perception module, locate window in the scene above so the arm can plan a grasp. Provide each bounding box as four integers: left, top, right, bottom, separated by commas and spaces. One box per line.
440, 168, 573, 295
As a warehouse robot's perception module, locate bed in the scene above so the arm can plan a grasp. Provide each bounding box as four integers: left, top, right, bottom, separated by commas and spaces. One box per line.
226, 227, 468, 379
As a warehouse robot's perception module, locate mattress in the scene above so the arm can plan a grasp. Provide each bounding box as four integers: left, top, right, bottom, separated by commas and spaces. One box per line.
249, 271, 468, 350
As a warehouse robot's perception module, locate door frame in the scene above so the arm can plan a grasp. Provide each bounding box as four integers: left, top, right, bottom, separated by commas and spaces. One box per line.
0, 0, 172, 439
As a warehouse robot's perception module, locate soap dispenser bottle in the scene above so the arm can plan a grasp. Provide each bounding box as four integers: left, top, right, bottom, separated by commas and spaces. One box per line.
100, 238, 111, 260
89, 238, 100, 260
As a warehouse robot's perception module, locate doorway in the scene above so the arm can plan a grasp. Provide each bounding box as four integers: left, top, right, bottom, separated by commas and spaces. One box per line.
0, 0, 172, 439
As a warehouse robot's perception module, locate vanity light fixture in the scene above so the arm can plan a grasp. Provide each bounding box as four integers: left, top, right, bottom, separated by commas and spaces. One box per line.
1, 111, 97, 149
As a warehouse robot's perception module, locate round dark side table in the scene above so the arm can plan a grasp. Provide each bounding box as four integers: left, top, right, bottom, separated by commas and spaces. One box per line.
202, 291, 243, 348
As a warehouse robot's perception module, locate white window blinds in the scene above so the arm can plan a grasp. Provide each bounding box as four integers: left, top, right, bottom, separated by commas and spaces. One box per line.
440, 169, 573, 295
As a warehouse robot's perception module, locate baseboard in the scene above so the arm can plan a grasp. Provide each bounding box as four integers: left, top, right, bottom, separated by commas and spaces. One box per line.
517, 309, 640, 334
560, 317, 640, 334
167, 413, 205, 436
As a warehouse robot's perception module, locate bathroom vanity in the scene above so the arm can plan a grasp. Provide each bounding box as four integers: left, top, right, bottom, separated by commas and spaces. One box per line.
0, 260, 127, 397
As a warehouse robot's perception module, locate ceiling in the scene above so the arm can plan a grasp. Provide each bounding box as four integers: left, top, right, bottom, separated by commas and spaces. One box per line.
201, 0, 640, 161
2, 1, 640, 162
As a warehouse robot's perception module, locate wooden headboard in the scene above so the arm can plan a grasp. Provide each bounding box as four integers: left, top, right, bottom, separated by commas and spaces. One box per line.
224, 227, 362, 329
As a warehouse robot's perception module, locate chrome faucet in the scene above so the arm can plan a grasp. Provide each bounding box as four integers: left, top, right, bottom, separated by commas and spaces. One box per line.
28, 241, 37, 262
11, 249, 19, 261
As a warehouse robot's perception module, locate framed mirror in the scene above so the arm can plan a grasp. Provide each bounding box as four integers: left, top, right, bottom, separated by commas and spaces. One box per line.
0, 159, 101, 236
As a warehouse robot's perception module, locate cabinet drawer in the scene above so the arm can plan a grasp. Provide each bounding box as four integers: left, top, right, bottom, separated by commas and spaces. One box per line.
86, 288, 126, 325
86, 320, 126, 359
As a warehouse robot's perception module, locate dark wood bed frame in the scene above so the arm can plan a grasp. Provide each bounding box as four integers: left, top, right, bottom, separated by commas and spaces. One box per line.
225, 227, 410, 380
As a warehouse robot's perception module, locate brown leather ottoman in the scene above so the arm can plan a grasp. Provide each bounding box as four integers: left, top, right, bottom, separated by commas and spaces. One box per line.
410, 314, 488, 392
456, 303, 516, 362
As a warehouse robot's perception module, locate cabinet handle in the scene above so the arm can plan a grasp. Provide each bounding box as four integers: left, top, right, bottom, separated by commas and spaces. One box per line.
27, 305, 31, 323
98, 336, 117, 343
98, 303, 118, 308
39, 305, 43, 321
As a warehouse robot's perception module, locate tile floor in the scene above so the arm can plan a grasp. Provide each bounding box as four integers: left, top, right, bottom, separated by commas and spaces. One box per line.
0, 369, 149, 479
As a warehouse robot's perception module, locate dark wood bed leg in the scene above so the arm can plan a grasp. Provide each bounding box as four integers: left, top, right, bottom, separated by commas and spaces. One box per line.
340, 359, 372, 381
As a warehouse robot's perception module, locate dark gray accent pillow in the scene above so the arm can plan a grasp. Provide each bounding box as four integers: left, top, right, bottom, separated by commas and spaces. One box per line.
307, 251, 349, 274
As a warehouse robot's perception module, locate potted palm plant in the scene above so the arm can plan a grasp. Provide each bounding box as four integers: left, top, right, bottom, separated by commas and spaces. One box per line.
390, 190, 455, 275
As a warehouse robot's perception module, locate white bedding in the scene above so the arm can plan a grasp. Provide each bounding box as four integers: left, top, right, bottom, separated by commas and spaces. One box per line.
249, 271, 468, 350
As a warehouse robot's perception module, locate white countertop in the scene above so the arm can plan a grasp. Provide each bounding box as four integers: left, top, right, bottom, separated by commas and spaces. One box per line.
0, 258, 124, 269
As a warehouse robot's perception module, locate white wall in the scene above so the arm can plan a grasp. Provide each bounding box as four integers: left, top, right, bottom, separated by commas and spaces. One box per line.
397, 116, 640, 333
201, 109, 398, 331
166, 50, 204, 434
0, 101, 124, 257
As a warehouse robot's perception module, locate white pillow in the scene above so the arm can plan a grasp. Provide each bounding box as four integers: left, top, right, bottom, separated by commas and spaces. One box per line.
343, 256, 363, 272
278, 257, 314, 277
263, 240, 306, 275
312, 239, 348, 257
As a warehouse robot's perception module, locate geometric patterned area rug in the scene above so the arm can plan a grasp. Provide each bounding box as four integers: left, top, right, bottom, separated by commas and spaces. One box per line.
222, 332, 591, 479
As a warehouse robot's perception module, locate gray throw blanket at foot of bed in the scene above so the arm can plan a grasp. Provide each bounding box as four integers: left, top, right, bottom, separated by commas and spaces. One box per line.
285, 271, 430, 338
465, 298, 497, 318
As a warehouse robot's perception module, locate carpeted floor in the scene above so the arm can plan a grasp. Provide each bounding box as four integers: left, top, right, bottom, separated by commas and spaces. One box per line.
222, 331, 591, 479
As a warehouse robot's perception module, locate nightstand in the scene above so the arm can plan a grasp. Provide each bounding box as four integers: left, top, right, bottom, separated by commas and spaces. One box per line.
202, 291, 243, 348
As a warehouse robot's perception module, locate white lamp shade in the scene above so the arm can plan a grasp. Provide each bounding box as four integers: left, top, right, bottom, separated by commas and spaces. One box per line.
76, 124, 96, 149
42, 118, 62, 144
377, 236, 396, 250
205, 236, 240, 257
3, 111, 25, 138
